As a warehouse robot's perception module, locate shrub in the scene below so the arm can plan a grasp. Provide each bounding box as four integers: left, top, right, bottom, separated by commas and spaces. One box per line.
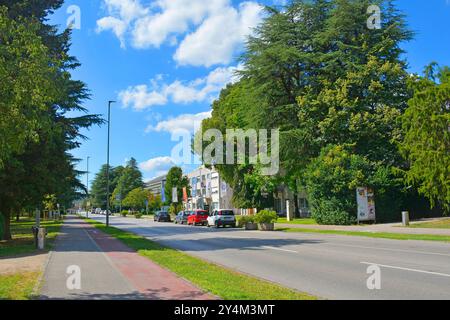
121, 210, 128, 217
135, 212, 143, 219
254, 210, 278, 224
311, 197, 356, 225
304, 145, 371, 225
237, 215, 256, 228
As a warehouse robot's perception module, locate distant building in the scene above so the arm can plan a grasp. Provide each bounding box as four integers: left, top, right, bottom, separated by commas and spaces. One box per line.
185, 166, 234, 212
145, 175, 167, 203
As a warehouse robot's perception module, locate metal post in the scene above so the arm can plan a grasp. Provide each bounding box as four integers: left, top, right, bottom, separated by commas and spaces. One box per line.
106, 101, 115, 227
87, 156, 90, 218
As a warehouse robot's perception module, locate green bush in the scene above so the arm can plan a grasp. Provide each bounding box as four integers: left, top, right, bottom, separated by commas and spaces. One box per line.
135, 212, 143, 219
254, 210, 278, 224
304, 145, 371, 225
121, 210, 128, 217
311, 197, 356, 225
237, 215, 256, 228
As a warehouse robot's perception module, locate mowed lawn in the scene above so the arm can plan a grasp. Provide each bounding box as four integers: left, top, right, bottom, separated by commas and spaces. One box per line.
0, 218, 62, 258
0, 272, 40, 300
276, 218, 317, 225
409, 219, 450, 229
0, 218, 63, 300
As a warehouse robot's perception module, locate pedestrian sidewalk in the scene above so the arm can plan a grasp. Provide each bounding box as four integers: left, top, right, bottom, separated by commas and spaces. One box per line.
40, 216, 213, 300
276, 220, 450, 236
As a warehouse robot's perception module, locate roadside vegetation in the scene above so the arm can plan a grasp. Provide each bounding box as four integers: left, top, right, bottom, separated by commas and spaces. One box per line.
0, 271, 40, 300
277, 218, 317, 225
0, 218, 62, 258
409, 219, 450, 229
84, 218, 316, 300
278, 227, 450, 243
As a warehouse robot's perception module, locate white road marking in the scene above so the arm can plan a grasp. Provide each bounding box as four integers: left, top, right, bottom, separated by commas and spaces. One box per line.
328, 242, 450, 257
361, 262, 450, 278
262, 246, 298, 253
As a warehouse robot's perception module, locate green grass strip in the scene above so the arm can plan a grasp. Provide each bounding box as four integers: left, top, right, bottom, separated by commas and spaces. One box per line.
0, 219, 63, 258
278, 227, 450, 242
0, 271, 40, 300
84, 218, 316, 300
407, 219, 450, 229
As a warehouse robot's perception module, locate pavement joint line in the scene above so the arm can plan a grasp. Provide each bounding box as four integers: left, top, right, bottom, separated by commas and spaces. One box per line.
360, 262, 450, 278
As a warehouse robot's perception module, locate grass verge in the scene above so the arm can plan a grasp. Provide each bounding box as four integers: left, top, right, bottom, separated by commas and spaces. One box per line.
408, 219, 450, 229
0, 271, 41, 300
84, 218, 316, 300
0, 218, 63, 258
278, 227, 450, 242
277, 218, 317, 225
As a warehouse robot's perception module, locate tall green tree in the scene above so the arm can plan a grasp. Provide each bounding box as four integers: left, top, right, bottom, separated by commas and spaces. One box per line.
113, 158, 143, 202
0, 1, 103, 240
122, 187, 151, 211
199, 0, 417, 222
164, 167, 189, 205
401, 64, 450, 212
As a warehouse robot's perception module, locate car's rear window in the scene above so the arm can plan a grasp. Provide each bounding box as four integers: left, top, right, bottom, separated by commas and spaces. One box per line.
159, 212, 169, 216
195, 211, 208, 215
219, 210, 234, 216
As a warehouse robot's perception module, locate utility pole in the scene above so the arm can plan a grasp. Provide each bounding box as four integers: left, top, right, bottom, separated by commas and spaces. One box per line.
106, 100, 116, 227
86, 156, 90, 218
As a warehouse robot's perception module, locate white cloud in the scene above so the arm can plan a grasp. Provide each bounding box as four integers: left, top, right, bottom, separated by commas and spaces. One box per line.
97, 0, 263, 67
146, 111, 212, 135
119, 65, 241, 110
139, 156, 175, 173
119, 85, 168, 111
96, 17, 128, 48
174, 2, 263, 67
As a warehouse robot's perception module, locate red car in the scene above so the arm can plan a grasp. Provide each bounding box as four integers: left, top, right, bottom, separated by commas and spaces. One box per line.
187, 210, 209, 226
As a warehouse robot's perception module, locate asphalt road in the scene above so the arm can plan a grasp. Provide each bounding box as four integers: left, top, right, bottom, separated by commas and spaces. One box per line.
88, 214, 450, 300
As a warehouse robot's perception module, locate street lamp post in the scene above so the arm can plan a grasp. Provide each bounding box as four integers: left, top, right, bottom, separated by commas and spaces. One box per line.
106, 100, 116, 227
86, 156, 90, 218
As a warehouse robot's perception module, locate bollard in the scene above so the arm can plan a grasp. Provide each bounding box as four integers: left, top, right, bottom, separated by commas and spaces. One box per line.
402, 211, 410, 227
37, 227, 46, 250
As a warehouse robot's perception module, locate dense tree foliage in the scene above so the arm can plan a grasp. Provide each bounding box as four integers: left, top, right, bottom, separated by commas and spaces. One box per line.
198, 0, 445, 223
401, 64, 450, 212
122, 187, 150, 211
0, 1, 102, 240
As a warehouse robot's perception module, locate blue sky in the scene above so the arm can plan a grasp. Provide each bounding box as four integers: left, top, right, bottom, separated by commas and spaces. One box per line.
48, 0, 450, 185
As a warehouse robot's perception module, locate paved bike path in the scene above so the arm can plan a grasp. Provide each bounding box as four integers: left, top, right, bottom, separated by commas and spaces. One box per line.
40, 216, 212, 300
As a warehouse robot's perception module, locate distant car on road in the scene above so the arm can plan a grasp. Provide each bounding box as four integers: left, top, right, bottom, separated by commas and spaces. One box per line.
154, 211, 171, 222
187, 210, 209, 226
174, 211, 190, 225
207, 210, 236, 228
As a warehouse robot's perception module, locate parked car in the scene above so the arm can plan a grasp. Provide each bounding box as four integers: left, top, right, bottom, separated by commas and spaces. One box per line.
207, 210, 236, 228
154, 211, 171, 222
95, 208, 102, 215
187, 210, 209, 226
174, 211, 190, 225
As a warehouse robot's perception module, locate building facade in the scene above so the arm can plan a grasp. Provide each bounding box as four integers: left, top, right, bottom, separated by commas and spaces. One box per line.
185, 166, 234, 212
145, 175, 167, 203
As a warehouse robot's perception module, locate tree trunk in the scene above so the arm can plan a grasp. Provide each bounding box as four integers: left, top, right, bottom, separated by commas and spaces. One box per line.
1, 210, 12, 241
